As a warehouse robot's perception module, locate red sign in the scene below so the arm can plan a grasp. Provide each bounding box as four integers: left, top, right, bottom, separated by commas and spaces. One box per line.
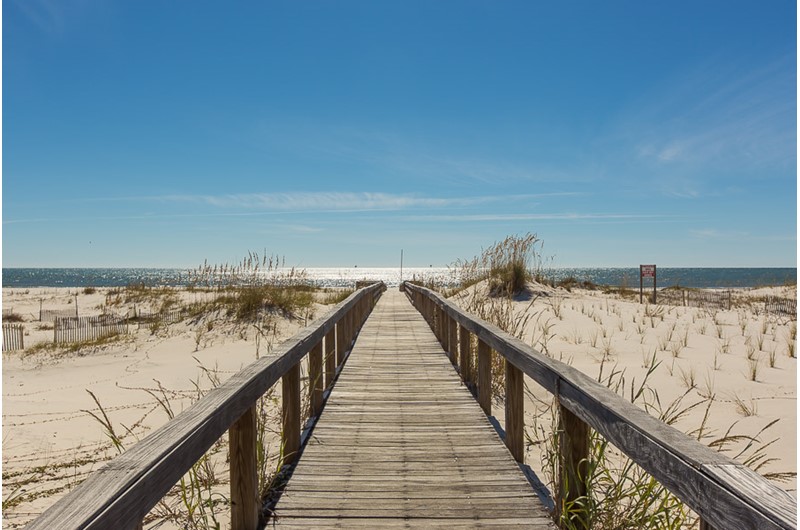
641, 265, 656, 278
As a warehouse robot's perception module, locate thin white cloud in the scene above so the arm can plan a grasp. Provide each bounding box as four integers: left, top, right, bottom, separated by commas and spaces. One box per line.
405, 213, 670, 222
147, 191, 581, 211
631, 55, 795, 170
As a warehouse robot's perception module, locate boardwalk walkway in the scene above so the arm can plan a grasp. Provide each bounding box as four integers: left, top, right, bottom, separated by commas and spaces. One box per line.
270, 290, 554, 528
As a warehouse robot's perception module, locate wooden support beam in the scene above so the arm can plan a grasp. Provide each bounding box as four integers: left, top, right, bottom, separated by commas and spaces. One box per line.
449, 316, 458, 364
282, 363, 301, 466
324, 330, 335, 389
309, 341, 323, 417
505, 361, 524, 463
336, 319, 346, 366
477, 339, 492, 416
229, 405, 258, 530
459, 324, 472, 385
558, 401, 589, 529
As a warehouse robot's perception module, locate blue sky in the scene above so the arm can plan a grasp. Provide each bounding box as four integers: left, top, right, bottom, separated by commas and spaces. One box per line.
3, 1, 797, 268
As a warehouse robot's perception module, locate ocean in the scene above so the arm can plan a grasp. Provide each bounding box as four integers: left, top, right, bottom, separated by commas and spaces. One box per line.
2, 267, 796, 290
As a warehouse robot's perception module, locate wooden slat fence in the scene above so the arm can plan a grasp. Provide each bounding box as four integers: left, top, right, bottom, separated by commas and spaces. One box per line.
132, 308, 185, 329
54, 315, 128, 344
27, 282, 385, 530
403, 282, 795, 530
657, 288, 732, 310
765, 296, 797, 319
3, 323, 24, 351
40, 307, 79, 322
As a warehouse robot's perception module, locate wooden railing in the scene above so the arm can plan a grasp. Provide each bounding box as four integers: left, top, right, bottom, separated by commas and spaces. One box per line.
403, 282, 796, 530
26, 282, 385, 530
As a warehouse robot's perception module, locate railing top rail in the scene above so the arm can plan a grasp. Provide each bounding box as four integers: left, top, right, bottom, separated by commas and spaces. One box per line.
403, 282, 796, 530
27, 282, 385, 530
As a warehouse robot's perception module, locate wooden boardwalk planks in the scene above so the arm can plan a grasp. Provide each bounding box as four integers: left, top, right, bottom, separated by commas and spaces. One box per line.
270, 291, 554, 529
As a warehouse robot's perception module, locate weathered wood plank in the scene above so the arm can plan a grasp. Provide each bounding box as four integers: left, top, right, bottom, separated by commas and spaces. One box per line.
271, 291, 554, 528
477, 339, 492, 415
229, 406, 258, 530
26, 283, 385, 530
308, 341, 323, 417
403, 282, 796, 530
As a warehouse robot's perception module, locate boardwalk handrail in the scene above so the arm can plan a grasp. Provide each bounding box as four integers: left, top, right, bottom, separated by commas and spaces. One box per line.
403, 282, 796, 530
27, 282, 386, 530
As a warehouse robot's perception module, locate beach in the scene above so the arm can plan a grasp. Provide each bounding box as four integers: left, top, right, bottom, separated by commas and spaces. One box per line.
2, 282, 796, 527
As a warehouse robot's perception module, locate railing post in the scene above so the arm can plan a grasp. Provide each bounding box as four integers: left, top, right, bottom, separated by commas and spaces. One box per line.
282, 362, 301, 466
336, 318, 346, 366
309, 341, 323, 417
448, 315, 458, 364
439, 307, 447, 348
505, 361, 524, 463
459, 324, 472, 386
477, 339, 492, 415
229, 405, 258, 530
558, 401, 589, 529
324, 329, 336, 389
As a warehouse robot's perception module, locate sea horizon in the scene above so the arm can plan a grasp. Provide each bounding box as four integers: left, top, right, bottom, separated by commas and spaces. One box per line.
2, 266, 796, 290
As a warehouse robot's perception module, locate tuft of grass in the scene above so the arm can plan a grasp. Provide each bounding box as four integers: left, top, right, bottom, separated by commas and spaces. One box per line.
3, 312, 24, 323
320, 289, 354, 305
678, 365, 696, 390
733, 394, 758, 417
747, 357, 760, 382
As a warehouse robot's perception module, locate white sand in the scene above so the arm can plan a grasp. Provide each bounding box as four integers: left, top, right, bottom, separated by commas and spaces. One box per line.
479, 283, 797, 497
2, 287, 313, 528
2, 284, 796, 527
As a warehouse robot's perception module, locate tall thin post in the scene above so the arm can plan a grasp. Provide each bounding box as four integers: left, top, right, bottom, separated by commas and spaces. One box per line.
309, 341, 323, 416
477, 339, 492, 415
459, 324, 472, 386
282, 363, 301, 466
336, 319, 346, 366
558, 402, 589, 529
229, 406, 258, 530
505, 361, 524, 463
325, 329, 336, 389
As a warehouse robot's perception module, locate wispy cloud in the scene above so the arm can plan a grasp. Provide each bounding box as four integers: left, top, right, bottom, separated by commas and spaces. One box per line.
136, 191, 582, 211
630, 55, 796, 170
690, 228, 795, 242
405, 213, 673, 222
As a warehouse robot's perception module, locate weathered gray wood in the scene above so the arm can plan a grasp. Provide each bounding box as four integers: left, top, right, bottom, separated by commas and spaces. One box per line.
449, 316, 458, 364
557, 401, 589, 529
308, 341, 323, 417
403, 282, 796, 530
336, 318, 346, 367
477, 339, 492, 415
505, 360, 524, 463
324, 329, 335, 390
282, 362, 301, 466
229, 406, 258, 530
26, 283, 385, 530
700, 520, 717, 530
459, 324, 472, 385
271, 291, 554, 528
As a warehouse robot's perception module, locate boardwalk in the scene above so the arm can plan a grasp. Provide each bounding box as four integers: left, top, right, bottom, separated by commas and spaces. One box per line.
270, 291, 554, 528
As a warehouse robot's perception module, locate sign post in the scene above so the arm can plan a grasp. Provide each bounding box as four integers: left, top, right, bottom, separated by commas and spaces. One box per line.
640, 264, 656, 304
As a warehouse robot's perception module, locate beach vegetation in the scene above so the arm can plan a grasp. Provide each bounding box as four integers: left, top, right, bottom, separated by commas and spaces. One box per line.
527, 354, 794, 530
747, 357, 760, 382
3, 312, 24, 323
320, 288, 355, 305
